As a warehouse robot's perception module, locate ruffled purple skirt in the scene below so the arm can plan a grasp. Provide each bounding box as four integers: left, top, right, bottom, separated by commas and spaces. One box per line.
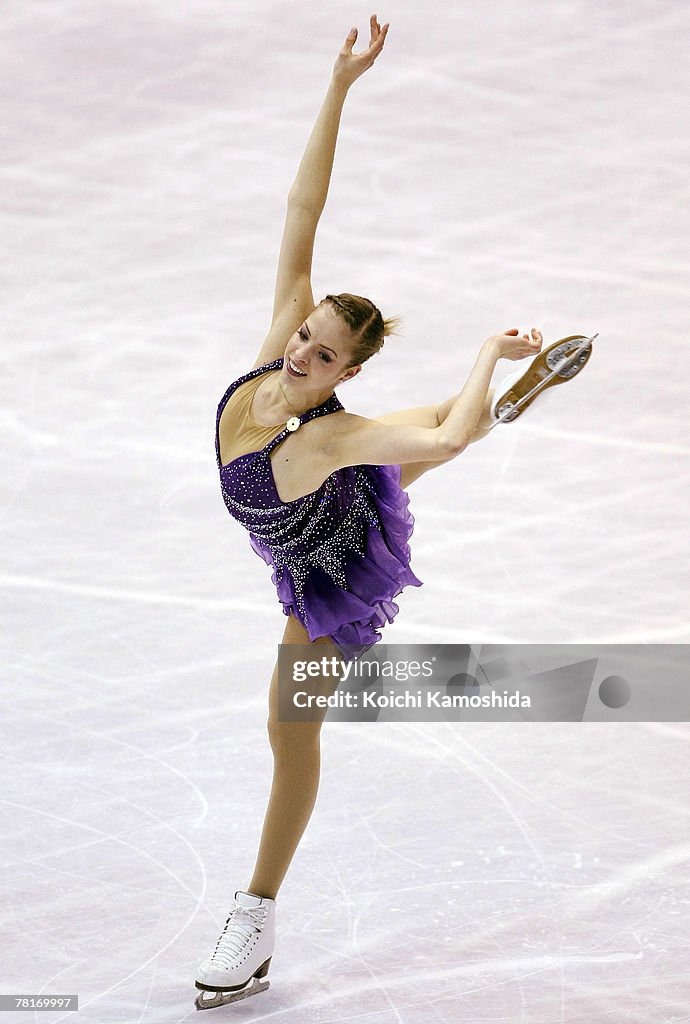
248, 463, 422, 661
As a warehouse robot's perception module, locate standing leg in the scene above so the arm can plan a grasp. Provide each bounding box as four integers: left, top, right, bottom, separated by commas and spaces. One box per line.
195, 615, 340, 1005
247, 614, 339, 900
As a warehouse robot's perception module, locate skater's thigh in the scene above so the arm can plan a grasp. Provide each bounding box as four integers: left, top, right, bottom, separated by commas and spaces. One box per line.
281, 613, 334, 647
267, 615, 340, 746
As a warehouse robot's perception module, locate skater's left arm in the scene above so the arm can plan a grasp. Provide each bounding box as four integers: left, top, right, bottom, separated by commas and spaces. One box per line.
253, 18, 390, 369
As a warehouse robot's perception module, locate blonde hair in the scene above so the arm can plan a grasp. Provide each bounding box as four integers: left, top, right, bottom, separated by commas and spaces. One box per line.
319, 293, 402, 367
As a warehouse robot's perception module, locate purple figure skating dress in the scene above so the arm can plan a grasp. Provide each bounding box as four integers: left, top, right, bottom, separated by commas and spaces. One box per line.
215, 358, 422, 661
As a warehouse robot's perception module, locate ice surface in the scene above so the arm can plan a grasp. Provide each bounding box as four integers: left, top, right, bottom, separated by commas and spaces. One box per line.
2, 1, 689, 1021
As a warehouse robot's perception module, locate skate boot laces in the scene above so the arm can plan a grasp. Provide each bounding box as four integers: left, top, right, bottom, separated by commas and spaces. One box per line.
209, 904, 267, 969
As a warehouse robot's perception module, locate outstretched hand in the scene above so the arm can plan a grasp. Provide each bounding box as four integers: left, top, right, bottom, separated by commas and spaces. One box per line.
333, 14, 390, 90
489, 327, 543, 361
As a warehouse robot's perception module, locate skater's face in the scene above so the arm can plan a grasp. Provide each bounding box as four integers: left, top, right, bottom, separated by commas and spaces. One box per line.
283, 305, 361, 389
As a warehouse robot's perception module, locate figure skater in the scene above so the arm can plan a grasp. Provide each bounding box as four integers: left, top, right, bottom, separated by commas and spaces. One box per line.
195, 15, 593, 1009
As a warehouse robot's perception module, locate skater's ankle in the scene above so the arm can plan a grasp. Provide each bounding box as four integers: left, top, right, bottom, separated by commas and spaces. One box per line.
244, 886, 277, 901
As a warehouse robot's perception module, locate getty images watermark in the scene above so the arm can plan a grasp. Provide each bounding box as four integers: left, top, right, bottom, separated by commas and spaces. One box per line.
276, 644, 689, 722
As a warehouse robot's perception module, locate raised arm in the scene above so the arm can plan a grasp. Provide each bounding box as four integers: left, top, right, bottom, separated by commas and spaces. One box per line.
252, 16, 390, 370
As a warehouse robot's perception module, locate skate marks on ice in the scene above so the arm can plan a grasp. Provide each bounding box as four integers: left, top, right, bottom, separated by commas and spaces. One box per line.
0, 701, 215, 1022
2, 0, 690, 1021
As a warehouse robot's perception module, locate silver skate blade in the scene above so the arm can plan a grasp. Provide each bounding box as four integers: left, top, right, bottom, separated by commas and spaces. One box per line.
489, 332, 598, 430
195, 978, 270, 1010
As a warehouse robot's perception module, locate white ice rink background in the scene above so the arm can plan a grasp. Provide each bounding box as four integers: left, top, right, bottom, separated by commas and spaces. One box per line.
2, 1, 689, 1021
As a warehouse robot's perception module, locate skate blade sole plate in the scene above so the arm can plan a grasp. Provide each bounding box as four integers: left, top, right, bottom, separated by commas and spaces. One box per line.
195, 977, 270, 1009
495, 335, 593, 423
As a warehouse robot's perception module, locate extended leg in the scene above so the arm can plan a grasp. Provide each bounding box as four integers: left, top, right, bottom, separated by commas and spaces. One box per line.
247, 614, 339, 900
398, 389, 494, 488
465, 388, 495, 444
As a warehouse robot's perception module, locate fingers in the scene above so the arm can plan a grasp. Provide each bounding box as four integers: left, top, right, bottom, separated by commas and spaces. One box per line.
344, 26, 358, 52
505, 327, 542, 343
364, 13, 389, 52
368, 13, 384, 46
521, 329, 542, 354
342, 14, 389, 66
373, 20, 390, 50
501, 327, 543, 360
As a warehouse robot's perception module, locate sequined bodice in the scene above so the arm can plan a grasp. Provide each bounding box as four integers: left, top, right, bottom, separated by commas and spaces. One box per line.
215, 359, 384, 617
214, 357, 421, 656
215, 357, 347, 505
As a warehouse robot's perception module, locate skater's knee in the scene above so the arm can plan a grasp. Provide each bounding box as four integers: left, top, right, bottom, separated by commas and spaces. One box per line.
267, 715, 322, 760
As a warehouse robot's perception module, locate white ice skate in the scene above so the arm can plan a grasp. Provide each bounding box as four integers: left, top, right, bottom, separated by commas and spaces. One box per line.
490, 333, 597, 428
194, 890, 276, 1010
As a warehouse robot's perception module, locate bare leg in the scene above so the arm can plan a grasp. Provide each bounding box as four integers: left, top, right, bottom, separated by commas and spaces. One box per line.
466, 387, 495, 445
247, 614, 339, 900
399, 388, 494, 489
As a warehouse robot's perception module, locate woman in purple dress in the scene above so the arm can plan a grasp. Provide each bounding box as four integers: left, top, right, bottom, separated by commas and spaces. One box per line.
194, 15, 588, 1008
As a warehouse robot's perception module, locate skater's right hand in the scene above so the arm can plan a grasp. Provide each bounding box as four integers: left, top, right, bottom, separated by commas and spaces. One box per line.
487, 328, 543, 360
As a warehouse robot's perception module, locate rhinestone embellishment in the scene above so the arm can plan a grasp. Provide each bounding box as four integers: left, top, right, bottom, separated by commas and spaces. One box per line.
214, 357, 421, 654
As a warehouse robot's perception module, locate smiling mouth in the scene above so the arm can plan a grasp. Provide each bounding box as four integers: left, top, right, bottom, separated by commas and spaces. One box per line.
287, 357, 307, 377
